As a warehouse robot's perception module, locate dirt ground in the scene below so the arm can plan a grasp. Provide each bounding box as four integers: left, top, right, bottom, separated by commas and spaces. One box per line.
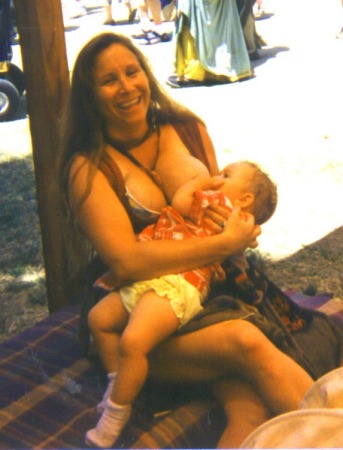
0, 0, 342, 342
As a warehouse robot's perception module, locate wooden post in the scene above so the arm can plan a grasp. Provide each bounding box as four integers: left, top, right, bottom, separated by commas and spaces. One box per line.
13, 0, 72, 312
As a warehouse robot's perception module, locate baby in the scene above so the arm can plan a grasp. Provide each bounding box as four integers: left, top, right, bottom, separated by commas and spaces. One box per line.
86, 159, 277, 448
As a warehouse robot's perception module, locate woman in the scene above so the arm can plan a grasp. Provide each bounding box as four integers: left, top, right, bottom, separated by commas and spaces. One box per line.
167, 0, 252, 87
59, 32, 313, 448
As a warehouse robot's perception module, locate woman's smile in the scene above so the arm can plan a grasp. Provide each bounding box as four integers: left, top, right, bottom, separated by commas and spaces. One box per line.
117, 97, 141, 110
93, 43, 151, 130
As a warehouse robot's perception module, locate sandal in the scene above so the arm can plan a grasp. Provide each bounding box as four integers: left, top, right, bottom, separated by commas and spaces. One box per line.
166, 75, 204, 88
132, 30, 152, 40
151, 31, 173, 42
132, 30, 172, 45
166, 75, 231, 89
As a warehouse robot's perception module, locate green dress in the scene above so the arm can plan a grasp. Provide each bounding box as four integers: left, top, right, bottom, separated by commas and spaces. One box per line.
174, 0, 252, 83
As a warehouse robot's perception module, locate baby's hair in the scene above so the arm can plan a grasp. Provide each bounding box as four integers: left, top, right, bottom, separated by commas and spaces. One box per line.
243, 161, 278, 225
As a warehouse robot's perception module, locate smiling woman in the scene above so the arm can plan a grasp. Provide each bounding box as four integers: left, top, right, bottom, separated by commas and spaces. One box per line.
93, 43, 152, 141
55, 31, 337, 449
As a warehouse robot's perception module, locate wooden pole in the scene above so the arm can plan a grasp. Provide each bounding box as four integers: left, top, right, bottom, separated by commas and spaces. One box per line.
13, 0, 72, 312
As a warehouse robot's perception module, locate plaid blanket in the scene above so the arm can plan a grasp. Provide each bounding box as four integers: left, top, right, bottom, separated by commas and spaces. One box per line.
0, 305, 224, 449
0, 294, 342, 449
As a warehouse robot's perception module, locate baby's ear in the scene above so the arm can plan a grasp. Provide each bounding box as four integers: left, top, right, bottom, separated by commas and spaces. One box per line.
236, 193, 255, 207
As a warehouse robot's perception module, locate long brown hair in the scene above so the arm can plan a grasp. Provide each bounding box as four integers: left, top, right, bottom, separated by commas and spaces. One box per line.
58, 32, 201, 197
57, 32, 202, 282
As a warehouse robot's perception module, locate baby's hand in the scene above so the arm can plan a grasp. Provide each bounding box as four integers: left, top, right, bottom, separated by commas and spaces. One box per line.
203, 201, 230, 233
222, 206, 261, 251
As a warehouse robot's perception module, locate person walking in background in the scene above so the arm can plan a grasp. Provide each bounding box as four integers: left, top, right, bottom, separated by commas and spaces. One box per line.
167, 0, 252, 88
253, 0, 265, 19
104, 0, 136, 25
236, 0, 266, 61
132, 0, 173, 43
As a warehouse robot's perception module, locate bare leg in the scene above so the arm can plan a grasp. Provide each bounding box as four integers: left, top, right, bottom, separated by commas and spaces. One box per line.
135, 0, 151, 31
86, 290, 180, 448
88, 292, 129, 373
212, 377, 271, 448
111, 290, 180, 405
146, 0, 163, 25
149, 320, 313, 415
135, 0, 169, 36
104, 0, 115, 24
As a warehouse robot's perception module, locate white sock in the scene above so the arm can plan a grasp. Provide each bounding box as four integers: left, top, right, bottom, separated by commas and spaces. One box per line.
96, 372, 116, 414
86, 399, 131, 448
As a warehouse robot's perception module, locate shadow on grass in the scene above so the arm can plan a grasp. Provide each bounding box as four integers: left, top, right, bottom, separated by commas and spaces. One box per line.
0, 154, 43, 275
0, 154, 48, 339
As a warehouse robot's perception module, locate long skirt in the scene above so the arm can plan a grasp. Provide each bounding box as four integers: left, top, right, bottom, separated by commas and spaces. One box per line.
174, 0, 252, 82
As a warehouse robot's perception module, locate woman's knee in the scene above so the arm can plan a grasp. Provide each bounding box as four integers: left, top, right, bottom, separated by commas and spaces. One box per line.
221, 320, 272, 362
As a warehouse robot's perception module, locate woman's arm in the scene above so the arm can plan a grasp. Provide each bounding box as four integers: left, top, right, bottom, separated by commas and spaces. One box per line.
69, 156, 260, 284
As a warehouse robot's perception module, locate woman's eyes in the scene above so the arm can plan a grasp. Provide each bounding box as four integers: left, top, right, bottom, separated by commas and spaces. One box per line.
127, 67, 140, 76
102, 76, 117, 85
102, 68, 140, 85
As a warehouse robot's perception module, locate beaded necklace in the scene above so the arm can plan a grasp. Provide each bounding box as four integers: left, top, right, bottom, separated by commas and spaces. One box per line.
106, 125, 162, 187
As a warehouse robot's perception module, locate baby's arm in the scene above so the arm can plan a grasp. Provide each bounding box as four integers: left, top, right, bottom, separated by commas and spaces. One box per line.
155, 147, 223, 217
171, 173, 213, 217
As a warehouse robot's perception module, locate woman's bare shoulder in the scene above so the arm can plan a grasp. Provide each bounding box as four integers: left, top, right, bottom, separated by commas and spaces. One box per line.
69, 153, 106, 185
69, 153, 93, 175
68, 152, 112, 205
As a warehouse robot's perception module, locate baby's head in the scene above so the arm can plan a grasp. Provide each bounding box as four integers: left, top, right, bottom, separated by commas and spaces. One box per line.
219, 161, 278, 225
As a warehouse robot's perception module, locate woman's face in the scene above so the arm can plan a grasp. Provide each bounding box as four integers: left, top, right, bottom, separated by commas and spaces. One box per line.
93, 43, 151, 130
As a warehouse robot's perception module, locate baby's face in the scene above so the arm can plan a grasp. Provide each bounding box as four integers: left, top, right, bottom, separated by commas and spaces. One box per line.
218, 163, 254, 204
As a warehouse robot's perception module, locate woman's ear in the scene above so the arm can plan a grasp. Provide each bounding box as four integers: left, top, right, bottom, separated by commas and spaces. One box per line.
236, 193, 255, 207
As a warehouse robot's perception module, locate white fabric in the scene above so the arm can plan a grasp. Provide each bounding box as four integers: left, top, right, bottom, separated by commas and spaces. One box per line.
240, 409, 343, 448
241, 367, 343, 448
300, 367, 343, 409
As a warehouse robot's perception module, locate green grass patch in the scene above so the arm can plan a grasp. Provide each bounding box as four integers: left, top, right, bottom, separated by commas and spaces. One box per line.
0, 155, 47, 303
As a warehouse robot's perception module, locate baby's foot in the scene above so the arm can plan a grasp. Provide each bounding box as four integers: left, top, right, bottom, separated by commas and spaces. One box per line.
96, 372, 116, 413
86, 400, 131, 448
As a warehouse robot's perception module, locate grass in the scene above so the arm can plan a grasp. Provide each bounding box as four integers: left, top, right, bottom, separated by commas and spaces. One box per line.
0, 153, 48, 340
1, 137, 342, 343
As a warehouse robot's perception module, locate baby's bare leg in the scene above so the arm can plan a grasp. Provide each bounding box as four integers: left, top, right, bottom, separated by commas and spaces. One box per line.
86, 290, 181, 448
88, 292, 129, 373
111, 290, 180, 406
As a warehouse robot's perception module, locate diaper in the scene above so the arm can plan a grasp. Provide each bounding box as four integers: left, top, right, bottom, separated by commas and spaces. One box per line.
120, 274, 203, 328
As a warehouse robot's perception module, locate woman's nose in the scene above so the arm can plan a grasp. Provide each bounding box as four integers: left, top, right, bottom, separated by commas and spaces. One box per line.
118, 76, 133, 92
